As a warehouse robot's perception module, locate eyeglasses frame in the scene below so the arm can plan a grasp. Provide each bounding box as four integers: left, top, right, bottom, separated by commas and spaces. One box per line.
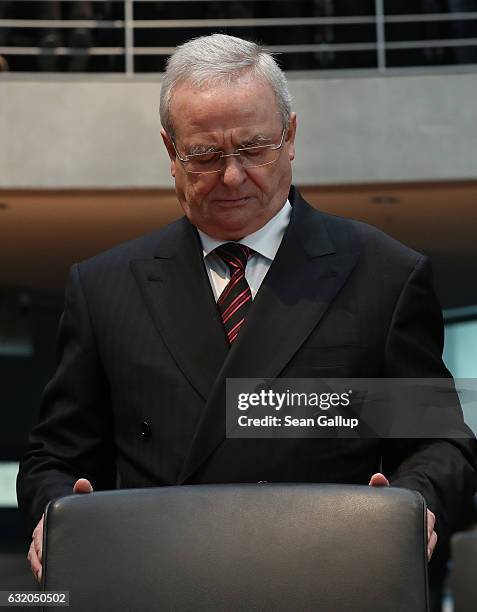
170, 126, 288, 175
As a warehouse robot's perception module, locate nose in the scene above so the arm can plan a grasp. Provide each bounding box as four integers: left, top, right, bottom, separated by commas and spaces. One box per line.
221, 154, 247, 188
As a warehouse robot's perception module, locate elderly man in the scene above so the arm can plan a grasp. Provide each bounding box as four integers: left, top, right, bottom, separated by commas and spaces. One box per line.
18, 34, 476, 605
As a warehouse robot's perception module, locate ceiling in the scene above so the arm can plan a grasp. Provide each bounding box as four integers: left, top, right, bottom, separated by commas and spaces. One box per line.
0, 181, 476, 309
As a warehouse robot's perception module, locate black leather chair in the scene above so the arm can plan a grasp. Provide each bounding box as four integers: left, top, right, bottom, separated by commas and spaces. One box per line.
42, 484, 429, 611
451, 527, 477, 612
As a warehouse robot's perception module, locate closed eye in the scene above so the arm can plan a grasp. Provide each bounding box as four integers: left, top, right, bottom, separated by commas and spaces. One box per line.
188, 151, 222, 163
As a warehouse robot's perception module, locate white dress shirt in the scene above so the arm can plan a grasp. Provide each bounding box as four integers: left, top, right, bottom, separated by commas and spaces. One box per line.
197, 200, 292, 301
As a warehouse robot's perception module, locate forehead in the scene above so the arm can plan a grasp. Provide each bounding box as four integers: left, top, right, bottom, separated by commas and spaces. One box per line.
169, 77, 282, 140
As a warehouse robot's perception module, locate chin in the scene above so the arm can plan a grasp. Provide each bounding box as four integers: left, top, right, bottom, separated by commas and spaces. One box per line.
209, 225, 248, 241
211, 210, 252, 232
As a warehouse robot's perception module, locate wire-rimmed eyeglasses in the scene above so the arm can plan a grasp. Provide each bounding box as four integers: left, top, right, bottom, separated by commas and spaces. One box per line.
170, 127, 287, 175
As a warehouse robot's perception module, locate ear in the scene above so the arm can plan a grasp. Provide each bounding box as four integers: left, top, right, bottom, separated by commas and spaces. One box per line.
286, 113, 297, 162
161, 128, 177, 177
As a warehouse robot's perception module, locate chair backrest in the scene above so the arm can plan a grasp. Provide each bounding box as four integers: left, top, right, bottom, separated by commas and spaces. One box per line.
451, 528, 477, 612
42, 484, 428, 612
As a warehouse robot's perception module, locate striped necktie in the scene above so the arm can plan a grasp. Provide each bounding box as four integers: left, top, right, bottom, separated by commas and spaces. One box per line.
215, 242, 253, 345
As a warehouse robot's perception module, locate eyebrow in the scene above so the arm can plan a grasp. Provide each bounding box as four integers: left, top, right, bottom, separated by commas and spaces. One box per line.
186, 133, 273, 156
238, 134, 272, 148
187, 144, 220, 156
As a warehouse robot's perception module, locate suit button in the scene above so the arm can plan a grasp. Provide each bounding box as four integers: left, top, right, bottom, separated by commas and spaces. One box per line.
140, 420, 151, 439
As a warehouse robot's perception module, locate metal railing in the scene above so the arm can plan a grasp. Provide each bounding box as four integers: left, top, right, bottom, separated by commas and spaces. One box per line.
0, 0, 476, 75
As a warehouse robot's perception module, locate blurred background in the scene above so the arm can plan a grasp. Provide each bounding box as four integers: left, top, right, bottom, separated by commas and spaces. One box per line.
0, 0, 476, 604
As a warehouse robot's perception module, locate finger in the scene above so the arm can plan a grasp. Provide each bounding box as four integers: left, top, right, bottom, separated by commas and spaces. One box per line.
427, 510, 436, 534
27, 540, 42, 583
368, 473, 390, 487
427, 510, 436, 542
428, 530, 438, 561
73, 478, 93, 494
32, 516, 44, 563
33, 532, 42, 564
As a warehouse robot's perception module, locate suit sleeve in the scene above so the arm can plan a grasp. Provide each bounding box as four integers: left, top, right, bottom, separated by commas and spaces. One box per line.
16, 264, 116, 530
381, 255, 477, 546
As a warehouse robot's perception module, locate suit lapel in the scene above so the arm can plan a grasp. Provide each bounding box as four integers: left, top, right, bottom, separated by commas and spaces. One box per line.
178, 188, 360, 482
130, 218, 228, 402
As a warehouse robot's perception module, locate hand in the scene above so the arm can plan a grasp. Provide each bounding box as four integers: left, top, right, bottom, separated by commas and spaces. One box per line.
27, 478, 93, 583
368, 472, 437, 561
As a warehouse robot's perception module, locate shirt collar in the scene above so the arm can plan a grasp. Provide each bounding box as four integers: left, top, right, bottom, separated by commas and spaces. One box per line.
197, 199, 292, 262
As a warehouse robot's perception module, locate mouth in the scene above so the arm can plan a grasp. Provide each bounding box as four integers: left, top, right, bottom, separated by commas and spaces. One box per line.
215, 197, 250, 205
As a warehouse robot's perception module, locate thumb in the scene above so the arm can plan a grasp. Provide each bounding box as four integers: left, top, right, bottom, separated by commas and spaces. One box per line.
73, 478, 94, 494
368, 472, 390, 487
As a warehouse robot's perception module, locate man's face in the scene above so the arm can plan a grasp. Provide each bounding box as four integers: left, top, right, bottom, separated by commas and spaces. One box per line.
161, 77, 296, 240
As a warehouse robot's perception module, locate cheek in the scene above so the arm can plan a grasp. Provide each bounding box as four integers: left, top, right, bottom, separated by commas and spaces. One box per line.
182, 177, 216, 210
255, 172, 279, 199
244, 173, 268, 200
194, 176, 222, 200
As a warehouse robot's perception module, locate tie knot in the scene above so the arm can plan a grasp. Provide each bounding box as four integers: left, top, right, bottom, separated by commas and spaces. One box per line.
215, 242, 252, 273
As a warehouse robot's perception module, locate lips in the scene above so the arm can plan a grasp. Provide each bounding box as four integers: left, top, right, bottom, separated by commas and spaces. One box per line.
215, 197, 250, 205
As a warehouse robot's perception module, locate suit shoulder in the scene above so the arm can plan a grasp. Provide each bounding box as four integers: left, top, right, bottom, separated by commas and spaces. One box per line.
292, 189, 423, 268
76, 217, 185, 275
320, 210, 423, 267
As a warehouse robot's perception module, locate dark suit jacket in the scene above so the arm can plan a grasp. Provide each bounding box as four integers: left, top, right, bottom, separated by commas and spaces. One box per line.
17, 186, 476, 582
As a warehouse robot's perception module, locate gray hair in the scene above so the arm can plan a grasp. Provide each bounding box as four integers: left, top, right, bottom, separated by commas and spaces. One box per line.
160, 34, 292, 136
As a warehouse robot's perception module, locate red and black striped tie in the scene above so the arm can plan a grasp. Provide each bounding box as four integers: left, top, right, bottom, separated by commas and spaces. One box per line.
215, 242, 253, 345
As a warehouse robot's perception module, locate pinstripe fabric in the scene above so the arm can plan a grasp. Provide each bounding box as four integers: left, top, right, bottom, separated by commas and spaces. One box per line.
215, 243, 253, 344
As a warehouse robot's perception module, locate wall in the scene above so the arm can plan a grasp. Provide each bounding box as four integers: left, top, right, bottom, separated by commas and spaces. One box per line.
1, 72, 477, 188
